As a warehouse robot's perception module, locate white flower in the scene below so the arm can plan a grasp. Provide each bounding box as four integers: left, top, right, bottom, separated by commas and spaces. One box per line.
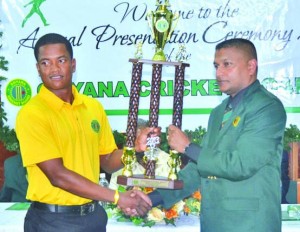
147, 207, 165, 222
173, 200, 185, 212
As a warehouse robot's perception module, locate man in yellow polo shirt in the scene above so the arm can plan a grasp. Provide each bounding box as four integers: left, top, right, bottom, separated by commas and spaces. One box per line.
16, 33, 154, 232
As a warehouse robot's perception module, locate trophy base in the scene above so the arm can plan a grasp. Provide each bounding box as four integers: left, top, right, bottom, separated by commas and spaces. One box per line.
117, 174, 183, 189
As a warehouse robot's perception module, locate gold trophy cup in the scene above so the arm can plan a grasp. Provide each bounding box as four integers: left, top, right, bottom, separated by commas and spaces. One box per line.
121, 147, 136, 177
147, 0, 179, 61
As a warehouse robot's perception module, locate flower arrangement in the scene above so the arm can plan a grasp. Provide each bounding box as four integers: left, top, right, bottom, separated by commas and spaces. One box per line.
105, 186, 201, 227
183, 190, 201, 216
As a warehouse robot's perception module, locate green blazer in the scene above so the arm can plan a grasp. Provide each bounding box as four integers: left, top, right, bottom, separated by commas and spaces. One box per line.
158, 80, 286, 232
0, 154, 28, 202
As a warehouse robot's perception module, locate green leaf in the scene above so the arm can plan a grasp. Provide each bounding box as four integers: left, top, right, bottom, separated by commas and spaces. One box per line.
142, 220, 156, 227
116, 217, 131, 222
131, 216, 144, 225
164, 218, 176, 226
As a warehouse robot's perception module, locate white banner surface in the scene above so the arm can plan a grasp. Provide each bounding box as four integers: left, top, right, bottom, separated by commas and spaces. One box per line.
1, 0, 299, 131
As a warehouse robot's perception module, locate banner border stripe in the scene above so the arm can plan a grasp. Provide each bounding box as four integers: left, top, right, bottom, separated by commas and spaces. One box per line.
105, 107, 300, 115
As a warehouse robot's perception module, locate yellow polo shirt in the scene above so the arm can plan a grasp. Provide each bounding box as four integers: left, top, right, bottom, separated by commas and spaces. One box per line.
16, 85, 117, 205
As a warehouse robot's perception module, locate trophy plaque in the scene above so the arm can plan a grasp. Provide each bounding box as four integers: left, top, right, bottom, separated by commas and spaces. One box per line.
147, 0, 179, 61
117, 59, 189, 189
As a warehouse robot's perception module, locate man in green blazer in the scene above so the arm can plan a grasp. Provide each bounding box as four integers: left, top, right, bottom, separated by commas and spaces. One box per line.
148, 38, 287, 232
0, 154, 28, 202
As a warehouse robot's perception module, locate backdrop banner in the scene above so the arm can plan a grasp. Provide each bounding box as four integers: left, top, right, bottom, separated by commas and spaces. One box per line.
0, 0, 299, 131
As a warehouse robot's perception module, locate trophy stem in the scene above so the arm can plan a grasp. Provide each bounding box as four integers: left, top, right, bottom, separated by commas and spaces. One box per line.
149, 63, 163, 128
125, 61, 143, 148
168, 64, 188, 180
145, 159, 156, 178
121, 61, 143, 177
144, 63, 163, 178
172, 65, 186, 128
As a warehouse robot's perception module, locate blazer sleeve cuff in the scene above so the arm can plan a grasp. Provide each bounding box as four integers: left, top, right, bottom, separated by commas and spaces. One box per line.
148, 190, 164, 207
184, 143, 201, 162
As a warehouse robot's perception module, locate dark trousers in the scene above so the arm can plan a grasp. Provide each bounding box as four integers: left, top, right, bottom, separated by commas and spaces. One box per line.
24, 203, 107, 232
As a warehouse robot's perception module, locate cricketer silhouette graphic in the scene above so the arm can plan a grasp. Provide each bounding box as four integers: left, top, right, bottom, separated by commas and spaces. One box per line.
22, 0, 49, 27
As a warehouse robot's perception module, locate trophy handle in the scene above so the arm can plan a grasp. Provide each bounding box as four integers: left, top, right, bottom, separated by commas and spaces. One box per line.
167, 11, 179, 41
147, 11, 155, 39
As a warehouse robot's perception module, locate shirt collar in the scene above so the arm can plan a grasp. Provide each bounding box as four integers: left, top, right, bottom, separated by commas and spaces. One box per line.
39, 85, 84, 110
228, 80, 258, 109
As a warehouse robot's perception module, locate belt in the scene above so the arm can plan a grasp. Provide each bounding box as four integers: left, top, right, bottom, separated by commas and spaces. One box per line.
31, 201, 97, 216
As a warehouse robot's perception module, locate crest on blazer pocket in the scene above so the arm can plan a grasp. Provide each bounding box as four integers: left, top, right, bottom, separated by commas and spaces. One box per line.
232, 116, 241, 127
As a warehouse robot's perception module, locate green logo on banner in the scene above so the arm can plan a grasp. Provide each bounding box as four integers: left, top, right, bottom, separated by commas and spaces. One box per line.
6, 79, 32, 106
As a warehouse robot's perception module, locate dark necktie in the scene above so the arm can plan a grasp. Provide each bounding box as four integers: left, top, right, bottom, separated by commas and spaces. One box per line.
221, 104, 232, 128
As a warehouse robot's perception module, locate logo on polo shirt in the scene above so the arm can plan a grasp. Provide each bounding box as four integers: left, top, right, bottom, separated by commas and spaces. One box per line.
6, 79, 32, 106
91, 120, 100, 133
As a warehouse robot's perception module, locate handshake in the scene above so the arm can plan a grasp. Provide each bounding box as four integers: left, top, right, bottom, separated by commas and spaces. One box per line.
117, 189, 153, 217
113, 125, 188, 217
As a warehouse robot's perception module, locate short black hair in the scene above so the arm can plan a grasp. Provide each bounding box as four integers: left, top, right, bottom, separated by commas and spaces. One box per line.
216, 38, 257, 61
34, 33, 73, 61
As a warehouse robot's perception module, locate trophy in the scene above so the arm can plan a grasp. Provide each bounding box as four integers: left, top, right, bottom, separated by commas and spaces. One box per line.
117, 58, 189, 189
147, 0, 179, 61
117, 1, 188, 190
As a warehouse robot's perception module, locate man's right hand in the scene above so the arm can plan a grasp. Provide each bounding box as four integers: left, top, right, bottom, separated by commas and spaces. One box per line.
117, 190, 152, 217
167, 125, 190, 153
